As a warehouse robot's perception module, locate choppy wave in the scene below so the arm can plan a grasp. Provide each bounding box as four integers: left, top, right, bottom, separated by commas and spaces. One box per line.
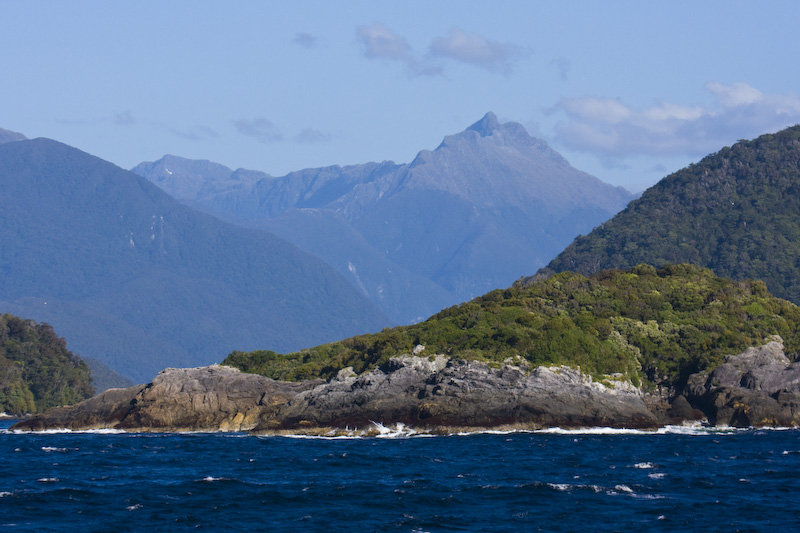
2, 422, 800, 530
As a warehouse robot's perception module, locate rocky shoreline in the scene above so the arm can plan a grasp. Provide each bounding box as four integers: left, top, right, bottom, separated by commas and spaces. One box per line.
11, 337, 800, 434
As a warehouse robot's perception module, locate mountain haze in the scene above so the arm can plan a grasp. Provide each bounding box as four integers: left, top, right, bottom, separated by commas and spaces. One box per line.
533, 125, 800, 304
134, 113, 634, 323
0, 138, 387, 382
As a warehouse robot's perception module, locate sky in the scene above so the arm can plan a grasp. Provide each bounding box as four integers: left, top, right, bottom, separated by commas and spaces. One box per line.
2, 2, 800, 192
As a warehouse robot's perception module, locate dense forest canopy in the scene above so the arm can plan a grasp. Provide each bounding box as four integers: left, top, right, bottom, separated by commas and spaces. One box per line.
539, 125, 800, 304
0, 314, 93, 415
224, 264, 800, 389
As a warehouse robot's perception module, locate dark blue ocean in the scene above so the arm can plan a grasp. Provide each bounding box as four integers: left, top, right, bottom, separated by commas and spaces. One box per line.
1, 420, 799, 532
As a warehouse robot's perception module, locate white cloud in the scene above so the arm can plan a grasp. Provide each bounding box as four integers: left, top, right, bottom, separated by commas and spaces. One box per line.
357, 23, 413, 62
233, 118, 284, 143
554, 82, 800, 158
356, 23, 522, 77
705, 81, 763, 107
355, 23, 443, 77
559, 98, 631, 124
428, 28, 523, 74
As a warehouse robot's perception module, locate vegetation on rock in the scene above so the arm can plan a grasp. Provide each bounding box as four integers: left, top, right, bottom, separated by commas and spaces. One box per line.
538, 125, 800, 305
0, 314, 94, 415
224, 264, 800, 389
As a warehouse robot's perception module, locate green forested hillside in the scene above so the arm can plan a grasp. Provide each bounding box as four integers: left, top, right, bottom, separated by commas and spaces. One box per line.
0, 314, 93, 415
224, 264, 800, 388
537, 126, 800, 303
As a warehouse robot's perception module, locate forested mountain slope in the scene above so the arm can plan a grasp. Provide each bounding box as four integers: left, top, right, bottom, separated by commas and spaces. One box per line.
0, 138, 387, 382
0, 314, 93, 415
535, 126, 800, 304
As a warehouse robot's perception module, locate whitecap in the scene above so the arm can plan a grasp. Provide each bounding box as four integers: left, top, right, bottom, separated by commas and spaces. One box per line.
634, 462, 654, 469
0, 491, 12, 498
41, 446, 75, 452
535, 427, 652, 436
14, 428, 125, 435
648, 472, 666, 480
614, 484, 634, 493
37, 478, 58, 483
547, 483, 572, 491
126, 504, 142, 511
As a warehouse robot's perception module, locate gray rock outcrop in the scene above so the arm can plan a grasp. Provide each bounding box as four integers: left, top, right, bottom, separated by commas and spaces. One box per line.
13, 365, 319, 432
13, 358, 656, 433
684, 336, 800, 426
259, 356, 658, 431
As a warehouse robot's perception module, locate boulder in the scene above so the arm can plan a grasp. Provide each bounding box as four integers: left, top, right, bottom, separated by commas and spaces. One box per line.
684, 337, 800, 427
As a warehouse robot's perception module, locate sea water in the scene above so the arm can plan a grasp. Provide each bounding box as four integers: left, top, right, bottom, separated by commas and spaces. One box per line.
1, 419, 798, 531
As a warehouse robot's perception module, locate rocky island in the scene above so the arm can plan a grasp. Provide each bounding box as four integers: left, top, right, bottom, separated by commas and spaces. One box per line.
12, 335, 800, 433
12, 264, 800, 433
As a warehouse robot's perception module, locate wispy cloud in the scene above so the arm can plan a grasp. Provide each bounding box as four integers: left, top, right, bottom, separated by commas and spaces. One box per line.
233, 118, 284, 143
356, 23, 442, 77
356, 23, 522, 77
553, 82, 800, 158
293, 32, 319, 48
113, 111, 135, 126
294, 128, 331, 144
428, 28, 523, 74
550, 57, 570, 82
167, 125, 219, 142
357, 23, 413, 62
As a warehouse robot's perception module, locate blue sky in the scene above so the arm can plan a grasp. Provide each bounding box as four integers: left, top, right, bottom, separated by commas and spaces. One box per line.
3, 1, 799, 191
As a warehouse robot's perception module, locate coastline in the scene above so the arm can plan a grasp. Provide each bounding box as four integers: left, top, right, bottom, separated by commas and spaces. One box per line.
10, 338, 800, 434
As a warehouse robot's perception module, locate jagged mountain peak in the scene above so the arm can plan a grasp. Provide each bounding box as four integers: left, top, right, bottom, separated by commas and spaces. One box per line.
467, 112, 502, 137
432, 113, 568, 167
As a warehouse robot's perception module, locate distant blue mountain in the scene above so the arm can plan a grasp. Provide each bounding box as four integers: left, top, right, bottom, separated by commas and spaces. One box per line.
0, 138, 387, 382
133, 113, 634, 324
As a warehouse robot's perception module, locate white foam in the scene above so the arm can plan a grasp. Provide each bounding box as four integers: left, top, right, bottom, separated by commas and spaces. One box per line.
37, 478, 58, 483
126, 504, 142, 511
202, 476, 222, 482
371, 421, 418, 438
615, 484, 634, 493
535, 427, 652, 435
648, 472, 666, 480
634, 462, 655, 469
0, 492, 12, 498
13, 428, 126, 435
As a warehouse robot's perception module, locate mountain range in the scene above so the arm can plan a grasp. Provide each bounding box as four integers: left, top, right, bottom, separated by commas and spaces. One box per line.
0, 136, 387, 382
533, 125, 800, 305
132, 113, 635, 324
